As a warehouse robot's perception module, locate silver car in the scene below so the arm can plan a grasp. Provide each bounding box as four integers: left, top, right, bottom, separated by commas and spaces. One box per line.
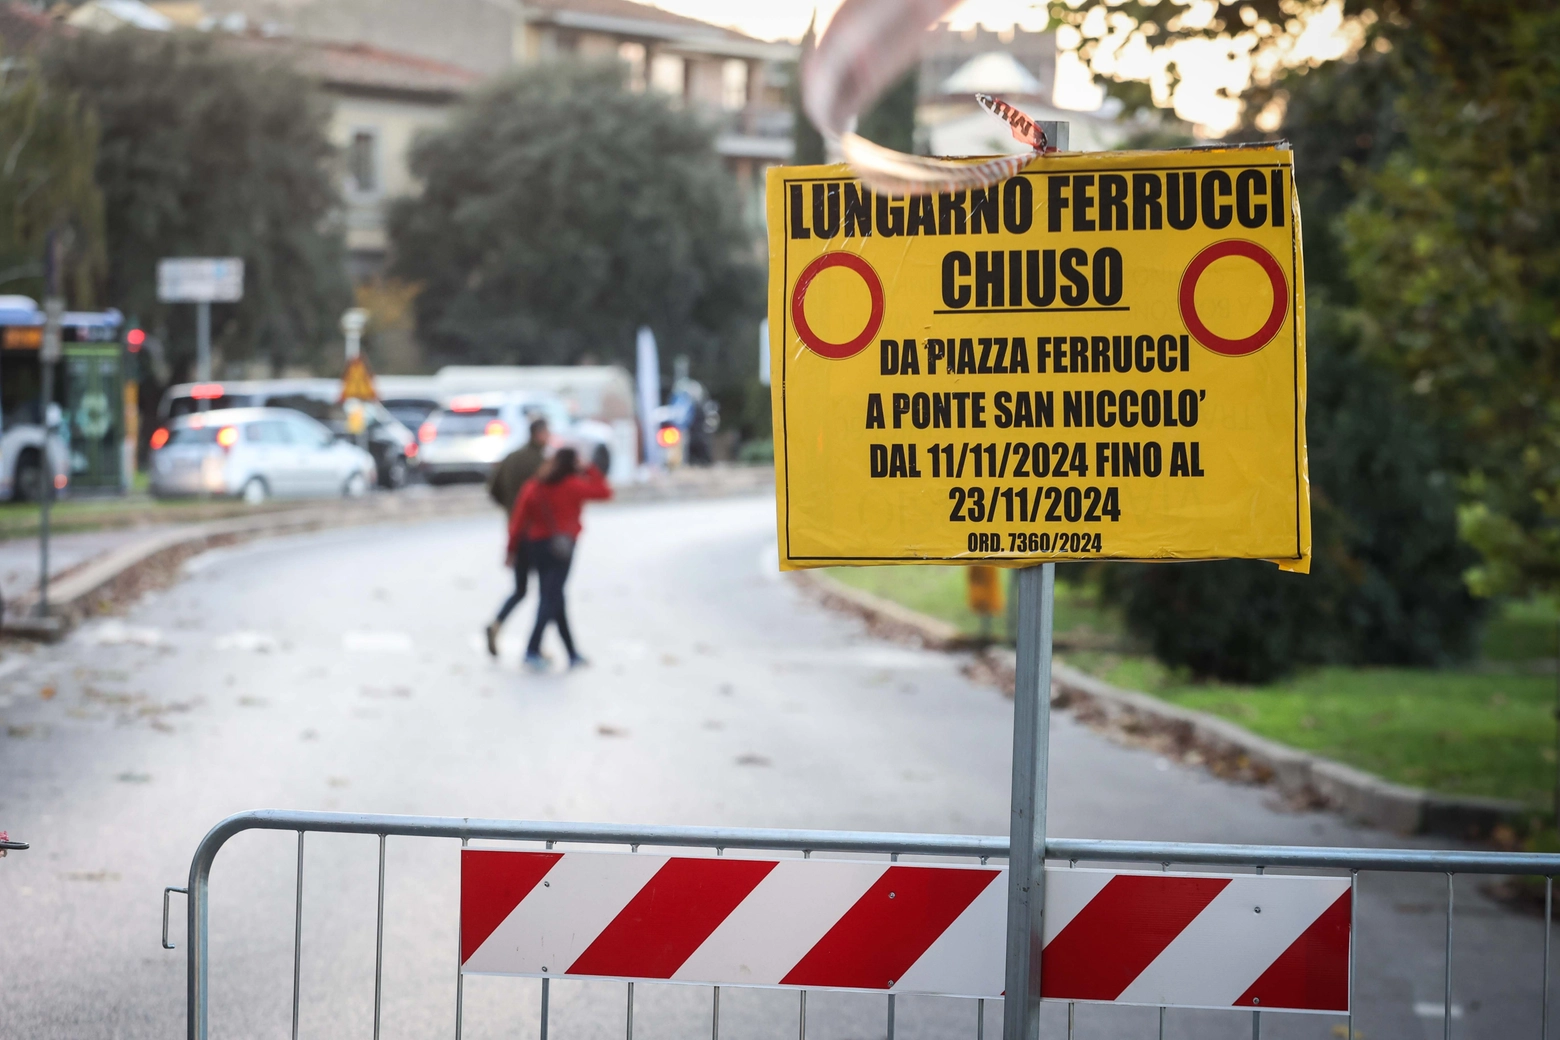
149, 407, 376, 503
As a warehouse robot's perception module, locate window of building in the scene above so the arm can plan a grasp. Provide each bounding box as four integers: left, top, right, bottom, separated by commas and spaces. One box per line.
618, 41, 646, 92
348, 129, 378, 195
649, 52, 685, 98
722, 59, 749, 110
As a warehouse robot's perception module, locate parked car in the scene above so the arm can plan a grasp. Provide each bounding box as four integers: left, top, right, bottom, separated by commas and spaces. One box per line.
148, 407, 376, 503
159, 380, 418, 488
416, 392, 613, 484
380, 395, 441, 436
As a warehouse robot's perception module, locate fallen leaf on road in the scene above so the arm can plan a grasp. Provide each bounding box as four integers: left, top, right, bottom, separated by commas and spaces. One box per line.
62, 870, 120, 882
735, 753, 771, 767
596, 724, 627, 738
39, 685, 55, 700
328, 776, 350, 788
117, 772, 151, 783
239, 696, 267, 707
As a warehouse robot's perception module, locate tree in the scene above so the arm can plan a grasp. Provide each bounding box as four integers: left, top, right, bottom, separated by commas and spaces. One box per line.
790, 19, 825, 165
388, 61, 762, 393
1341, 7, 1560, 598
856, 68, 918, 155
42, 30, 349, 376
1099, 47, 1483, 681
0, 62, 104, 306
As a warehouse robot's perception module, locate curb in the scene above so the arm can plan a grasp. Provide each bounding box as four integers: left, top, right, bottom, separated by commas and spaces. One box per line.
795, 569, 1527, 840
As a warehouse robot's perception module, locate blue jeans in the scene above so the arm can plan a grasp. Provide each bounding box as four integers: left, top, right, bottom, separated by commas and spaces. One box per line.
495, 543, 531, 623
525, 539, 576, 659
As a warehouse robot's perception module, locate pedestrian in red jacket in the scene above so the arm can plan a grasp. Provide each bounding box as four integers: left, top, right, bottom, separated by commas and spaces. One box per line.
501, 448, 611, 670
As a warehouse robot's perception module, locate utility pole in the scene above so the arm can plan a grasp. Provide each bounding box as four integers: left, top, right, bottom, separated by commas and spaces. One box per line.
37, 230, 66, 618
1003, 121, 1068, 1040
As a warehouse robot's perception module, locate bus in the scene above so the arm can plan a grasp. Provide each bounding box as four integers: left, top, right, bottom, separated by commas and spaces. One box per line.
0, 295, 126, 500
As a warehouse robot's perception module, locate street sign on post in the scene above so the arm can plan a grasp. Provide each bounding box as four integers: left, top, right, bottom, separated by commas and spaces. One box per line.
158, 258, 243, 410
765, 147, 1309, 572
766, 142, 1310, 1040
156, 258, 244, 303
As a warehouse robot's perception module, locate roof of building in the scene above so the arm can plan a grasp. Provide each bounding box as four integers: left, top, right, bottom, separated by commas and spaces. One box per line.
526, 0, 795, 60
230, 33, 481, 99
0, 1, 69, 52
940, 52, 1046, 97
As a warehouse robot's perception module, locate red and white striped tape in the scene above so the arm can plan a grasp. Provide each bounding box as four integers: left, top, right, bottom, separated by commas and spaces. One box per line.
461, 851, 1350, 1013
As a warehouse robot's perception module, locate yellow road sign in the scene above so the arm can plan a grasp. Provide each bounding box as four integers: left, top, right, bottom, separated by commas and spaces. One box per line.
340, 355, 377, 402
767, 148, 1309, 572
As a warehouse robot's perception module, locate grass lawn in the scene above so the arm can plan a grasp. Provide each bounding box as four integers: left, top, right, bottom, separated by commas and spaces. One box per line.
1074, 652, 1555, 807
826, 565, 1559, 809
0, 493, 286, 540
827, 565, 1122, 646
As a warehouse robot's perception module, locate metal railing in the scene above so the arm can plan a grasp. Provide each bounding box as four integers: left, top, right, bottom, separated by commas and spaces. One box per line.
169, 809, 1560, 1040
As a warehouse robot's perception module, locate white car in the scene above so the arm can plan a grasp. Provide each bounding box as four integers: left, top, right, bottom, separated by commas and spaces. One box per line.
149, 407, 376, 503
417, 392, 613, 484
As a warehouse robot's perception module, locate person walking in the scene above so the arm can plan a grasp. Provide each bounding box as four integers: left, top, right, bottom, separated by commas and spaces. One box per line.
485, 418, 549, 655
506, 447, 611, 671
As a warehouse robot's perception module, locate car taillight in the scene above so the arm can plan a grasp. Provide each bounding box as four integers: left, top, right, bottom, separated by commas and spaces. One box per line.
419, 422, 437, 444
657, 425, 682, 448
405, 442, 418, 458
216, 425, 238, 450
190, 383, 224, 400
53, 474, 67, 490
149, 428, 170, 450
485, 420, 508, 438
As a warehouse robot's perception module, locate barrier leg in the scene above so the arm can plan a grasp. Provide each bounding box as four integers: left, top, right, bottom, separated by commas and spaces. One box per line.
292, 832, 304, 1040
373, 835, 385, 1040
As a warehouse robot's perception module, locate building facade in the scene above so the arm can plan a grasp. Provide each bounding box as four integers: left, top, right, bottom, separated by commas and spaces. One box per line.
192, 0, 796, 272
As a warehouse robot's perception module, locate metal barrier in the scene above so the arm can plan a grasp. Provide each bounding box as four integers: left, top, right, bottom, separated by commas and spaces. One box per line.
169, 809, 1560, 1040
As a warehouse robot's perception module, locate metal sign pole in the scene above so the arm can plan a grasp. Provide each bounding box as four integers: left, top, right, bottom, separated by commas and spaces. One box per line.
195, 300, 211, 412
1004, 562, 1055, 1040
1003, 120, 1067, 1040
37, 233, 64, 619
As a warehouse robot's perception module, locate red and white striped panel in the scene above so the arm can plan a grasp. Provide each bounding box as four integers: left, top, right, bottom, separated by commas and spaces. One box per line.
1042, 869, 1351, 1013
460, 851, 1350, 1013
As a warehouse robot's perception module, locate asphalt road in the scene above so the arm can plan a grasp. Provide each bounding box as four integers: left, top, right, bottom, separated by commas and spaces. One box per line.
0, 494, 1550, 1040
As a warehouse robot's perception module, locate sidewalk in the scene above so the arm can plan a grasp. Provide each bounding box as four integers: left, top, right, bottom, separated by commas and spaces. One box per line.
0, 526, 180, 605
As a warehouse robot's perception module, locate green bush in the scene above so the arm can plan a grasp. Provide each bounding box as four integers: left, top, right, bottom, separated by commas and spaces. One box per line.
1105, 304, 1484, 682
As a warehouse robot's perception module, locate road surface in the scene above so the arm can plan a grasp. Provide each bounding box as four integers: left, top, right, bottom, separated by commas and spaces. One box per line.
0, 494, 1549, 1039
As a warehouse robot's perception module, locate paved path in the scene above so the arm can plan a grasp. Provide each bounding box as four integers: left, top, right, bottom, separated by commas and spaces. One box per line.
0, 525, 181, 604
0, 495, 1548, 1039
